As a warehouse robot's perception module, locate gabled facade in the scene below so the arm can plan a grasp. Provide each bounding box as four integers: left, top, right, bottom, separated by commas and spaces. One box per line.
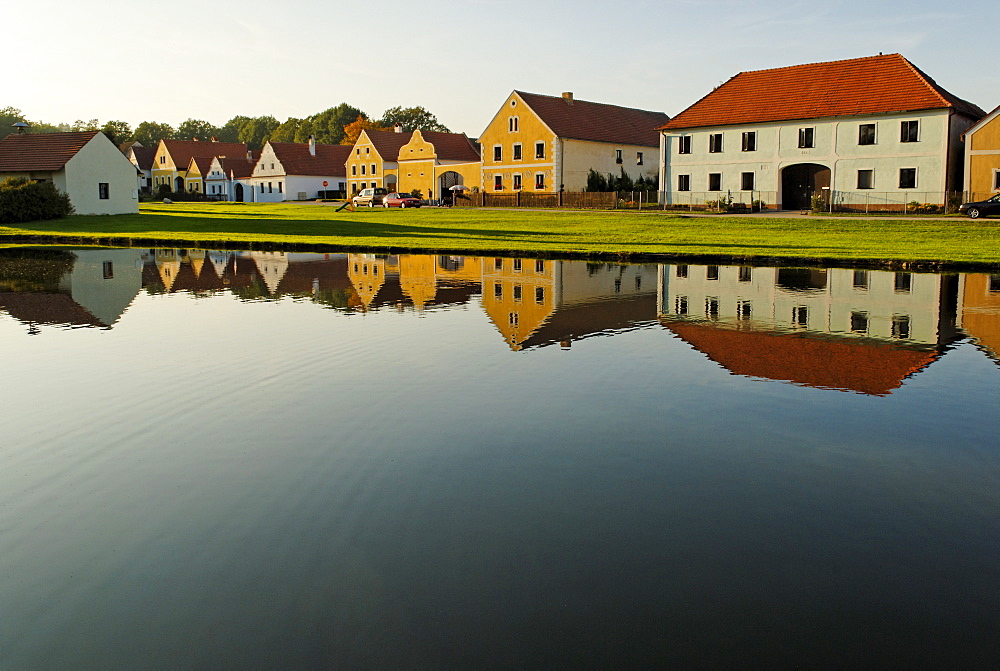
123, 142, 156, 194
151, 139, 249, 194
962, 105, 1000, 198
479, 91, 668, 194
346, 129, 413, 195
395, 129, 481, 200
659, 54, 984, 210
250, 138, 351, 202
204, 153, 258, 201
183, 156, 213, 194
0, 130, 139, 215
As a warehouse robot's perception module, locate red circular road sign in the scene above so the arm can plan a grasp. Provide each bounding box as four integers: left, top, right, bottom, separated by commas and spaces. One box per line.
322, 181, 328, 187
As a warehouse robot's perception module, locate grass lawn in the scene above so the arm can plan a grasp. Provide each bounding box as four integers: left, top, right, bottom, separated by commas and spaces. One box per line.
2, 201, 998, 266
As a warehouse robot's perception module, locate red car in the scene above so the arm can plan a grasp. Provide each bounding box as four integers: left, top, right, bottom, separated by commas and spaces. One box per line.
382, 192, 422, 208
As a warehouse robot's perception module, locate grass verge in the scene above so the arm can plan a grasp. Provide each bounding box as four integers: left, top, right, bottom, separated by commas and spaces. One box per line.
1, 202, 998, 267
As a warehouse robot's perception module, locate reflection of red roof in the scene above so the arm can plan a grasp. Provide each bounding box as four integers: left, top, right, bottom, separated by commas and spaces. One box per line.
521, 293, 656, 349
0, 292, 106, 327
661, 54, 984, 130
516, 91, 669, 147
269, 142, 351, 176
663, 320, 939, 396
0, 131, 99, 171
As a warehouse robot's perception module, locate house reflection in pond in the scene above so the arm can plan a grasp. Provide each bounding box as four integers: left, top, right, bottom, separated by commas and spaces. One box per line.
657, 263, 961, 395
0, 249, 143, 331
346, 253, 480, 313
482, 259, 659, 350
958, 273, 1000, 365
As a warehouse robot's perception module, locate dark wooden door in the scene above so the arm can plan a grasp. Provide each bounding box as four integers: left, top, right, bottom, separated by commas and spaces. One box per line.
781, 164, 830, 210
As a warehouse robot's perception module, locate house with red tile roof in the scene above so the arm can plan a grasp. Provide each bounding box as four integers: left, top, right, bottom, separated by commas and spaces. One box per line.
122, 142, 156, 194
346, 128, 416, 196
479, 91, 669, 193
961, 104, 1000, 199
251, 137, 351, 201
658, 54, 984, 210
151, 138, 250, 194
204, 152, 258, 201
0, 130, 139, 214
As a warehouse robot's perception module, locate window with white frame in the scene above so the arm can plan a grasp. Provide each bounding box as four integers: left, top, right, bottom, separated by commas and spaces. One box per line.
98, 183, 109, 199
741, 172, 754, 191
509, 116, 518, 132
678, 136, 691, 154
859, 123, 876, 145
615, 149, 623, 164
677, 174, 690, 191
900, 120, 919, 143
513, 143, 522, 160
741, 131, 756, 152
535, 142, 545, 159
535, 173, 545, 190
493, 145, 502, 162
857, 169, 874, 189
513, 174, 521, 190
360, 164, 366, 175
798, 127, 815, 148
708, 173, 722, 191
708, 133, 723, 153
899, 168, 917, 189
636, 152, 643, 165
370, 164, 376, 174
494, 174, 503, 190
993, 170, 1000, 191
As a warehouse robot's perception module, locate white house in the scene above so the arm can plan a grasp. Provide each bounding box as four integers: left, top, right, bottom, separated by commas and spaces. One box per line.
250, 137, 350, 202
122, 141, 156, 194
0, 131, 139, 215
204, 153, 258, 202
658, 54, 984, 210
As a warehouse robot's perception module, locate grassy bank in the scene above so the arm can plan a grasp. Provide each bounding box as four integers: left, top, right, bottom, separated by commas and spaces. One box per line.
2, 202, 998, 266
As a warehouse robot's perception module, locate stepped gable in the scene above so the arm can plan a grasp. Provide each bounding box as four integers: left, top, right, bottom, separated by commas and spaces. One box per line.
663, 321, 939, 396
268, 142, 351, 175
418, 131, 481, 162
364, 128, 414, 159
0, 131, 99, 171
516, 91, 669, 147
162, 139, 249, 166
661, 53, 984, 131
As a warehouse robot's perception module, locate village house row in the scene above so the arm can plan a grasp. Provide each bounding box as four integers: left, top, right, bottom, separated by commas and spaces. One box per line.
3, 53, 1000, 215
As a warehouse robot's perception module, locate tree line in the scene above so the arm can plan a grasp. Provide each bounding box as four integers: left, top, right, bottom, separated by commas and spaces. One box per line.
0, 104, 450, 150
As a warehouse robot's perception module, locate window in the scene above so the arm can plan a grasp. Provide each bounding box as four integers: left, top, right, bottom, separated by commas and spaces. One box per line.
98, 183, 109, 199
509, 312, 518, 326
278, 182, 282, 193
535, 287, 545, 303
894, 272, 912, 293
741, 131, 756, 152
675, 264, 688, 278
494, 258, 503, 270
365, 148, 370, 154
494, 283, 502, 299
677, 174, 690, 192
798, 127, 815, 148
535, 259, 544, 273
351, 165, 356, 175
636, 152, 643, 165
892, 315, 911, 339
708, 173, 722, 191
994, 170, 1000, 191
268, 182, 273, 193
706, 265, 719, 280
513, 285, 522, 301
513, 144, 522, 160
708, 133, 723, 153
513, 258, 522, 272
859, 123, 876, 145
493, 145, 502, 162
102, 261, 113, 279
509, 116, 518, 132
706, 297, 720, 320
494, 175, 502, 190
675, 296, 688, 315
737, 300, 752, 320
356, 148, 360, 155
792, 306, 808, 326
259, 183, 265, 193
678, 136, 691, 154
361, 164, 366, 175
615, 149, 623, 164
614, 279, 621, 293
853, 270, 869, 290
513, 174, 521, 190
900, 120, 919, 143
738, 266, 752, 282
989, 274, 1000, 293
899, 168, 917, 189
741, 172, 754, 191
857, 169, 874, 189
535, 142, 545, 159
850, 311, 869, 333
370, 164, 376, 175
535, 173, 545, 190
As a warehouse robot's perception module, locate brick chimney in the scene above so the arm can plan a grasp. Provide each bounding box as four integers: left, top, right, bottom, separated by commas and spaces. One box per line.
309, 134, 316, 156
562, 92, 573, 105
394, 123, 403, 133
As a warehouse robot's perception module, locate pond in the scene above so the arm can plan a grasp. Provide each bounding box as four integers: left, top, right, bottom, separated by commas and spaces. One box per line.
1, 247, 998, 668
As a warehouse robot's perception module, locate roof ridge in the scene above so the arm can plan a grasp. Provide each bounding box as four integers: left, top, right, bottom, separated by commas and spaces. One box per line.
515, 89, 666, 114
738, 52, 903, 76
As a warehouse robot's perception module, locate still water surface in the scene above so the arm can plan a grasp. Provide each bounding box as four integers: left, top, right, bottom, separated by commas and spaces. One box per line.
1, 248, 998, 667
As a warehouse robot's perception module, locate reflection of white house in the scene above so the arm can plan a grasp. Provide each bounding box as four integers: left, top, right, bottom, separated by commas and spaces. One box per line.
0, 131, 139, 215
245, 252, 290, 294
658, 54, 984, 210
250, 138, 350, 202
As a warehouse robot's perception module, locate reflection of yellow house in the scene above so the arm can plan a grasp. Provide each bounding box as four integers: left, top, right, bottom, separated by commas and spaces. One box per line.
959, 273, 1000, 361
347, 254, 391, 310
481, 257, 557, 350
396, 130, 481, 200
153, 249, 182, 292
151, 139, 249, 193
435, 256, 483, 284
398, 255, 438, 310
479, 91, 668, 193
963, 105, 1000, 198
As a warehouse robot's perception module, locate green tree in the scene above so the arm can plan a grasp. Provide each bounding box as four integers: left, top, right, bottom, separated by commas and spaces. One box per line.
218, 115, 252, 143
1, 106, 27, 139
70, 119, 100, 132
175, 118, 222, 141
340, 115, 389, 146
306, 104, 364, 145
237, 116, 279, 150
132, 121, 175, 147
292, 119, 315, 143
378, 106, 449, 132
585, 169, 608, 192
269, 117, 302, 143
100, 120, 132, 147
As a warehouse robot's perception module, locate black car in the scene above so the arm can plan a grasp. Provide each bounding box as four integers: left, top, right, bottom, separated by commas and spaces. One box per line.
959, 194, 1000, 219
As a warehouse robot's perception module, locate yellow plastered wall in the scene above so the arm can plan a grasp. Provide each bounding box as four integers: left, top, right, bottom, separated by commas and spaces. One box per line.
961, 273, 1000, 359
346, 131, 395, 193
480, 256, 557, 350
967, 114, 1000, 194
480, 93, 557, 193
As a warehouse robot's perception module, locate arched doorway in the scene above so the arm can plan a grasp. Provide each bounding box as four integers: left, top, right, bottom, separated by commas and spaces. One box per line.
175, 176, 185, 192
234, 183, 244, 202
781, 163, 830, 210
439, 171, 461, 204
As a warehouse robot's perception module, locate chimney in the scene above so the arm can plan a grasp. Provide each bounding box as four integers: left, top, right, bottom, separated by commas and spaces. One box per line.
394, 123, 403, 133
562, 92, 573, 104
247, 150, 253, 161
308, 134, 316, 156
210, 136, 219, 142
193, 137, 200, 141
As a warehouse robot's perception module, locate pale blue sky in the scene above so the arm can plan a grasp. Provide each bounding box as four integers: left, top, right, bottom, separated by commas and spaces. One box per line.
8, 0, 998, 136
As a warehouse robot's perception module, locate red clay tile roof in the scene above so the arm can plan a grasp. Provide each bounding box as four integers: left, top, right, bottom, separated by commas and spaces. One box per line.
417, 130, 481, 162
189, 155, 214, 175
0, 131, 99, 172
161, 139, 249, 169
516, 91, 669, 147
661, 54, 984, 131
219, 153, 259, 179
129, 145, 157, 171
363, 129, 415, 160
663, 320, 938, 396
0, 291, 107, 328
268, 142, 351, 176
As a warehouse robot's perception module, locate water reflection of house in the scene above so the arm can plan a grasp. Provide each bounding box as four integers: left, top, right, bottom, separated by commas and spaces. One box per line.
0, 249, 143, 330
347, 253, 480, 313
657, 263, 960, 395
958, 273, 1000, 363
482, 258, 658, 350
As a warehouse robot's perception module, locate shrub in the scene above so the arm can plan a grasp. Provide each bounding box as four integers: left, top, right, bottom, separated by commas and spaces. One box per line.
0, 177, 74, 224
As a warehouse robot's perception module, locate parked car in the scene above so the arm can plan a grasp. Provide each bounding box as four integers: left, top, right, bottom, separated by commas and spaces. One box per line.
351, 187, 388, 208
382, 192, 422, 208
959, 194, 1000, 219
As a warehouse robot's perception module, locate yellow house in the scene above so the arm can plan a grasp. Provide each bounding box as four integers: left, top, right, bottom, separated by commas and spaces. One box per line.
151, 139, 249, 193
481, 257, 558, 350
959, 273, 1000, 362
479, 91, 669, 193
347, 254, 393, 311
345, 129, 411, 195
963, 105, 1000, 198
396, 130, 481, 200
182, 156, 213, 194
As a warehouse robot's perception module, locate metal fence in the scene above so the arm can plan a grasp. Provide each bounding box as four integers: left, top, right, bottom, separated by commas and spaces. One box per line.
659, 191, 778, 212
453, 190, 652, 209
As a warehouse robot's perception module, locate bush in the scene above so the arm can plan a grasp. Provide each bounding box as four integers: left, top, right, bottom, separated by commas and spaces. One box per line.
0, 177, 74, 224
